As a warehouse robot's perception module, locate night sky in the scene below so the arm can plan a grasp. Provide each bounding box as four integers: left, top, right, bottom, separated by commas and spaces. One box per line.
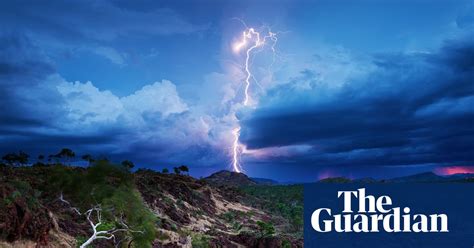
1, 0, 473, 182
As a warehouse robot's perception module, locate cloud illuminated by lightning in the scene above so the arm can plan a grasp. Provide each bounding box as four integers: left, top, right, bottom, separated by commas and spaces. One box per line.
230, 24, 279, 173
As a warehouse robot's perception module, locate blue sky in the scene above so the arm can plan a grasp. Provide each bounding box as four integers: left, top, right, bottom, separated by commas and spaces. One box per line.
0, 0, 473, 181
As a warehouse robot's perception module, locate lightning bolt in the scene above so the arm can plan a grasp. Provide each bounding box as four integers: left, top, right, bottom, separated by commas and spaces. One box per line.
232, 127, 242, 173
233, 28, 278, 106
230, 25, 279, 173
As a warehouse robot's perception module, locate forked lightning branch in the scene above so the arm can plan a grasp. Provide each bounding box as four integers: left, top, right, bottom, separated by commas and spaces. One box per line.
230, 26, 278, 173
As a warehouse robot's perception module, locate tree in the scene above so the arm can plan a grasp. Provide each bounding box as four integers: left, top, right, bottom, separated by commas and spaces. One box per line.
17, 151, 29, 165
34, 154, 46, 167
2, 153, 18, 166
121, 160, 134, 170
1, 151, 28, 166
59, 148, 75, 159
54, 161, 156, 247
59, 194, 144, 248
178, 165, 189, 174
162, 168, 169, 174
82, 154, 94, 165
55, 148, 75, 165
173, 167, 181, 175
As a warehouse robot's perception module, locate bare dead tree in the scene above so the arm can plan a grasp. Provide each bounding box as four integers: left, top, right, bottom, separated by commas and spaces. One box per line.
58, 193, 143, 248
59, 193, 81, 215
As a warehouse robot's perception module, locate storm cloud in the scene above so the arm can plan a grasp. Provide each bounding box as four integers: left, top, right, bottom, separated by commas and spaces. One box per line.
0, 32, 228, 169
240, 35, 474, 169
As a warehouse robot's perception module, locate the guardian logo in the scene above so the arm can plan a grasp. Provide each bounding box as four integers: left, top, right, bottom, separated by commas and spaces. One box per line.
311, 188, 449, 233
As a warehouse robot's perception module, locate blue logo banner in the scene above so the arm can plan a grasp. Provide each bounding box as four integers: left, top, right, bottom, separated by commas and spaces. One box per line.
304, 183, 474, 248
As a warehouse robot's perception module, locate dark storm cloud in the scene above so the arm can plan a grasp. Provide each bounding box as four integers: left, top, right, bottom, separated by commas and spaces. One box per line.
0, 0, 210, 67
0, 32, 220, 169
0, 0, 207, 42
240, 35, 474, 168
0, 33, 120, 157
0, 33, 60, 129
0, 33, 55, 83
0, 31, 222, 169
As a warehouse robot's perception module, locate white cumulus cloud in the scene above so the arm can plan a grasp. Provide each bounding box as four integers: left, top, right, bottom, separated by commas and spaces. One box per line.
56, 79, 188, 128
122, 80, 188, 118
57, 80, 123, 124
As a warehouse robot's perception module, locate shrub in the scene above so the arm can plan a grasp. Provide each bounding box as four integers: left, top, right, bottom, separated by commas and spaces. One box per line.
282, 239, 291, 248
191, 233, 210, 248
49, 161, 156, 247
256, 221, 275, 238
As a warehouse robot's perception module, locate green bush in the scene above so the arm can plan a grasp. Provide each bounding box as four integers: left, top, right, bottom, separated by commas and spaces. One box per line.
48, 161, 156, 247
282, 239, 291, 248
75, 236, 87, 248
221, 211, 236, 222
256, 220, 275, 238
191, 233, 210, 248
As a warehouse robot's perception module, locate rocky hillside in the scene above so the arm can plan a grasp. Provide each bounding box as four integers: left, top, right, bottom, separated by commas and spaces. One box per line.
204, 170, 257, 187
0, 164, 303, 248
136, 170, 302, 247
